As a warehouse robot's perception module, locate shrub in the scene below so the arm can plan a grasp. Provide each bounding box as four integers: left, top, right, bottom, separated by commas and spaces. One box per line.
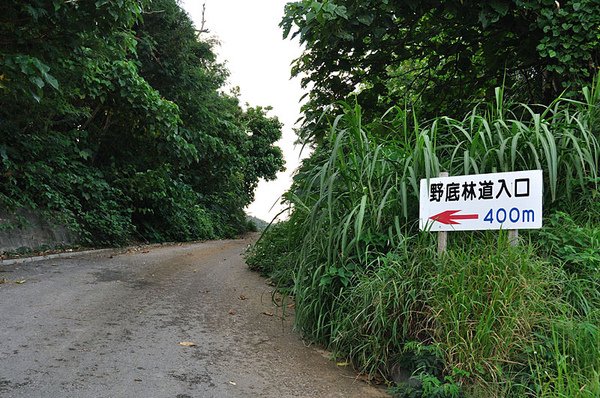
245, 220, 299, 289
246, 81, 600, 397
120, 168, 215, 242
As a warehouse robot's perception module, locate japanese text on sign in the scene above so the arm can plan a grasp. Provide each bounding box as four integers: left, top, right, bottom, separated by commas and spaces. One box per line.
419, 170, 543, 232
428, 178, 531, 202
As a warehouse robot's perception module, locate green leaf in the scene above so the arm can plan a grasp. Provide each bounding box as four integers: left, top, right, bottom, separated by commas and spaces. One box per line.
490, 1, 509, 16
30, 76, 44, 88
357, 14, 375, 26
43, 72, 59, 90
31, 91, 41, 102
478, 11, 489, 28
334, 5, 348, 19
336, 30, 353, 40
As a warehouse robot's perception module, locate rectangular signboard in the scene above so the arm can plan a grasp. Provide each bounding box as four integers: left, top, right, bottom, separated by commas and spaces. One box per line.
419, 170, 543, 232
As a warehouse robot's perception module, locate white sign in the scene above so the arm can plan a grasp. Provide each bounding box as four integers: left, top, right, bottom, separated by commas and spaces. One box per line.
419, 170, 543, 232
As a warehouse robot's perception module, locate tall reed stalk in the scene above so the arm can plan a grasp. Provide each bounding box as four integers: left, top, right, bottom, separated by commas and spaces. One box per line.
250, 80, 600, 396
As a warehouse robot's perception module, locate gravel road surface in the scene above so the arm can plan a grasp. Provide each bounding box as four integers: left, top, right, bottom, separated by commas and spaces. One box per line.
0, 235, 388, 397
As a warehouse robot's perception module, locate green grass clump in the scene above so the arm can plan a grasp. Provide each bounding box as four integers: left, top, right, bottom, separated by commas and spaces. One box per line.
245, 220, 299, 289
431, 238, 552, 394
246, 80, 600, 397
329, 246, 435, 376
530, 316, 600, 398
327, 235, 565, 395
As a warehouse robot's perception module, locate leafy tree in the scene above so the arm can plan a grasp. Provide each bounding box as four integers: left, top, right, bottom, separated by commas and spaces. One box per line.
0, 0, 155, 243
282, 0, 600, 141
241, 106, 285, 202
0, 0, 284, 245
134, 0, 284, 237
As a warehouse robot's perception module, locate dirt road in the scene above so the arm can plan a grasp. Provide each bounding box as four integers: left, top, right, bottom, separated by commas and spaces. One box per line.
0, 236, 388, 397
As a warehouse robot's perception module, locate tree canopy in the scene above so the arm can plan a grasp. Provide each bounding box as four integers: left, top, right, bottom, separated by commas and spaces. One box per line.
0, 0, 284, 244
282, 0, 600, 141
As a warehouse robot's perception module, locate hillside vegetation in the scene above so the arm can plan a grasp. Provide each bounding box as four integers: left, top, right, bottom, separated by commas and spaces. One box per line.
0, 0, 284, 244
248, 1, 600, 397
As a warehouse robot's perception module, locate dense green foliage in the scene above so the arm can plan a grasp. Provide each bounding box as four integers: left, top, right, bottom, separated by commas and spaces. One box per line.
282, 0, 600, 141
249, 83, 599, 396
248, 4, 600, 396
0, 0, 284, 245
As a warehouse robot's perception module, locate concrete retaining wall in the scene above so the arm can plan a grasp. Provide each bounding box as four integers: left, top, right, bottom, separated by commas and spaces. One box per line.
0, 210, 76, 253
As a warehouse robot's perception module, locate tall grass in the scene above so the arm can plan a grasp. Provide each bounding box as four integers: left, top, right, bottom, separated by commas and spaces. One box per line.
328, 242, 436, 376
431, 238, 552, 387
399, 82, 599, 206
248, 80, 600, 397
530, 317, 600, 398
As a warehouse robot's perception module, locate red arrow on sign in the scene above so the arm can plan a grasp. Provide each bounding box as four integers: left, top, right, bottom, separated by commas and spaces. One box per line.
430, 210, 479, 225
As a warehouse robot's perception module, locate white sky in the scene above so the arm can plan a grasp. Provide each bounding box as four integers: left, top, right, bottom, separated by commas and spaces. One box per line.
180, 0, 307, 222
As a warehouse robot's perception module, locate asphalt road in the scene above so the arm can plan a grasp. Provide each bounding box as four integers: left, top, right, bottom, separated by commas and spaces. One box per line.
0, 236, 387, 398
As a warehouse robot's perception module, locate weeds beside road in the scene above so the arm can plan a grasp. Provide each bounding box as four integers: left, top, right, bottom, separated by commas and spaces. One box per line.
247, 83, 600, 397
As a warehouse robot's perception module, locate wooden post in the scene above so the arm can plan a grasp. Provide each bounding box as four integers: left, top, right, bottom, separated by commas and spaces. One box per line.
508, 229, 519, 246
437, 171, 449, 255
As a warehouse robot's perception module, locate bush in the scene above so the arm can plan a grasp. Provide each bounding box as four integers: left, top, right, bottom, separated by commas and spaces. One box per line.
246, 82, 600, 397
430, 238, 553, 393
121, 168, 215, 242
329, 246, 434, 377
537, 211, 600, 276
245, 220, 298, 289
